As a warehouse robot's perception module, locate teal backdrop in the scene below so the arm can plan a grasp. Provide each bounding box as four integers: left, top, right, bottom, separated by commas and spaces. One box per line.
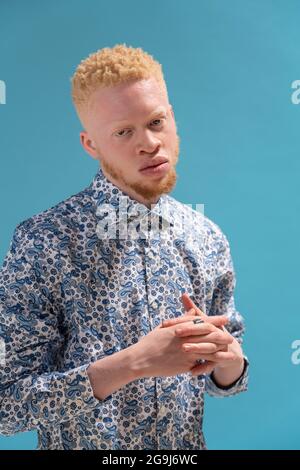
0, 0, 299, 450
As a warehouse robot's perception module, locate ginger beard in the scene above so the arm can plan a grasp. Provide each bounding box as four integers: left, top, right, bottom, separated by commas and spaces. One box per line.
98, 134, 180, 202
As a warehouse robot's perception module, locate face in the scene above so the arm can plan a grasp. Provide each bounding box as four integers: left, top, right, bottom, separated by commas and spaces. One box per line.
80, 77, 180, 206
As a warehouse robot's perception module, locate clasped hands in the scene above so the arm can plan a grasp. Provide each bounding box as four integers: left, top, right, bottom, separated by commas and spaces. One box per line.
161, 293, 244, 377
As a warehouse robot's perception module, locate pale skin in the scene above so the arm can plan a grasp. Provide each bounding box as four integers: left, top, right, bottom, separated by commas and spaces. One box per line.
163, 293, 245, 384
80, 77, 179, 208
87, 293, 245, 400
79, 77, 245, 400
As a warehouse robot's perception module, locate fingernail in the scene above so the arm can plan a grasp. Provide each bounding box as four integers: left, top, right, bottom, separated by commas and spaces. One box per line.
183, 345, 191, 351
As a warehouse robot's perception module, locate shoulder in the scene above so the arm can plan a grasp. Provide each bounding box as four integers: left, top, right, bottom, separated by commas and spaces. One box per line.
12, 185, 93, 254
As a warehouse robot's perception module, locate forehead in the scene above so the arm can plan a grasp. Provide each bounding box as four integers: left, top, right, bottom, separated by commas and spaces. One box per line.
88, 77, 169, 124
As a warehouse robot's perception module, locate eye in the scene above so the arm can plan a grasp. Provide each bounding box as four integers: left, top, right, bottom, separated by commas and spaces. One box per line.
115, 129, 131, 137
114, 118, 165, 137
151, 118, 164, 127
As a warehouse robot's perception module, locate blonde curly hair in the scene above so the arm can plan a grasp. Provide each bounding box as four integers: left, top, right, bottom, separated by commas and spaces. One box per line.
71, 43, 168, 124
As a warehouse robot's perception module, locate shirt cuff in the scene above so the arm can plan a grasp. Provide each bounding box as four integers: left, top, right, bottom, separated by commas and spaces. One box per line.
205, 356, 249, 398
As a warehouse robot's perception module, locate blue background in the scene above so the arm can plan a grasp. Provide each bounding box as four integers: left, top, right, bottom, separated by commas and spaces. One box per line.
0, 0, 299, 450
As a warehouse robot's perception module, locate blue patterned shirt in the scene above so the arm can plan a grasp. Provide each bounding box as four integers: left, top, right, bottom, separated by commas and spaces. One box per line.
0, 168, 248, 450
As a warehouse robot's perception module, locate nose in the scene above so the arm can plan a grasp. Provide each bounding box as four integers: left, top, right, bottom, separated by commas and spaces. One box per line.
136, 128, 161, 155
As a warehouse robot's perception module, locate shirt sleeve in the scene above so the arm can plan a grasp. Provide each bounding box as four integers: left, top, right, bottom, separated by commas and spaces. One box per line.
204, 227, 249, 398
0, 224, 100, 436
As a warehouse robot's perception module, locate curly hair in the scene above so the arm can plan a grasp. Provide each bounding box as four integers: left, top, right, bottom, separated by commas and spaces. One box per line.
71, 43, 168, 123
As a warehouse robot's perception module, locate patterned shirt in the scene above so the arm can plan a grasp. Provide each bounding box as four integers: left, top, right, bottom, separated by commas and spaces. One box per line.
0, 168, 248, 450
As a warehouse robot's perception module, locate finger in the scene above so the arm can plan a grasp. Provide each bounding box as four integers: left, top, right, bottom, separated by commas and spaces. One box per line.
161, 308, 195, 328
175, 319, 229, 337
163, 314, 228, 329
181, 293, 207, 318
183, 307, 195, 317
190, 361, 216, 376
176, 322, 215, 336
182, 342, 224, 354
162, 315, 200, 328
181, 293, 197, 311
209, 316, 229, 328
185, 331, 233, 346
190, 351, 237, 363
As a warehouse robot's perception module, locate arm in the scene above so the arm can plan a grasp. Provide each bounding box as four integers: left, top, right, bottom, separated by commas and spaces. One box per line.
1, 224, 222, 429
86, 347, 137, 400
0, 224, 101, 435
204, 229, 249, 397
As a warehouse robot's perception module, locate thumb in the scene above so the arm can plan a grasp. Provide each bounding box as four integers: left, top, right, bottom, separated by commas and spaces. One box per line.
181, 293, 208, 319
183, 307, 195, 317
181, 292, 228, 329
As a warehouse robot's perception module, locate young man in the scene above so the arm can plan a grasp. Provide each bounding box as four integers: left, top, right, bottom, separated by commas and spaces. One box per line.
0, 44, 248, 450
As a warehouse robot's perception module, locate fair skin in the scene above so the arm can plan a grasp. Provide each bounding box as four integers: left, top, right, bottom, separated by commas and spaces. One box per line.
163, 293, 245, 384
80, 77, 245, 400
80, 77, 179, 208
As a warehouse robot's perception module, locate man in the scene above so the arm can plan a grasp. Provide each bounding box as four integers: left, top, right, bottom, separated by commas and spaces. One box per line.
0, 44, 248, 450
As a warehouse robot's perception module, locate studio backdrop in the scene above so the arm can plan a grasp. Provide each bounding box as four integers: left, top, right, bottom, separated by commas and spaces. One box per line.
0, 0, 299, 450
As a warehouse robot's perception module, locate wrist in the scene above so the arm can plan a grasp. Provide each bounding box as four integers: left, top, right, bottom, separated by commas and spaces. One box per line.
126, 343, 148, 380
87, 346, 141, 400
125, 343, 146, 381
216, 352, 244, 371
212, 356, 245, 388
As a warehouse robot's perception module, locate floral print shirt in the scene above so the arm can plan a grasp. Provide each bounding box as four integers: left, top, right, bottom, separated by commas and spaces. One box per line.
0, 168, 248, 450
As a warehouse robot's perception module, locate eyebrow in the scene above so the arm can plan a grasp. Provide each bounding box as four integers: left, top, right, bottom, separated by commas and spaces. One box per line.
111, 107, 167, 124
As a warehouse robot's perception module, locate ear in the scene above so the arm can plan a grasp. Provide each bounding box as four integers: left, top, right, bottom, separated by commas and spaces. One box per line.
80, 131, 98, 160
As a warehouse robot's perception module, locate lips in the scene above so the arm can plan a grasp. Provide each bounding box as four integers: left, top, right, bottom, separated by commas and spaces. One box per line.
140, 157, 169, 171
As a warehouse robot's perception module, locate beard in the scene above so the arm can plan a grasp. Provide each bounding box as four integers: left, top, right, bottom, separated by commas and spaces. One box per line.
99, 135, 180, 202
